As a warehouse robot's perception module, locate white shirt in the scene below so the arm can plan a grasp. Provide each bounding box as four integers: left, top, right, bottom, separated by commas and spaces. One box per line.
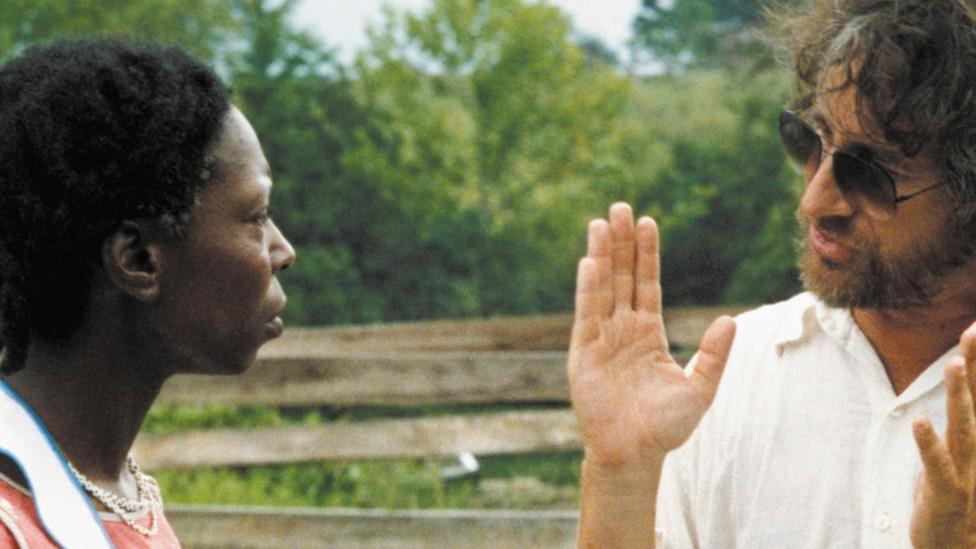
656, 292, 955, 549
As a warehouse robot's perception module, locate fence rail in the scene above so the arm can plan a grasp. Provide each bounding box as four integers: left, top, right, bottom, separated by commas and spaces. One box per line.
156, 352, 569, 407
165, 506, 579, 549
136, 409, 579, 469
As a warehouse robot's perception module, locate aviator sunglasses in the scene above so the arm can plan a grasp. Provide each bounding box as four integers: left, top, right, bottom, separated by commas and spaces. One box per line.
778, 110, 943, 220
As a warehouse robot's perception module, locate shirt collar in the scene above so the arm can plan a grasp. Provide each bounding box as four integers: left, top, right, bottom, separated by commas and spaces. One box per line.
773, 292, 822, 355
771, 292, 958, 403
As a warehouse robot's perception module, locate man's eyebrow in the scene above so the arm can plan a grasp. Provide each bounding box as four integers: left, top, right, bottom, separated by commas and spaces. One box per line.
869, 147, 906, 166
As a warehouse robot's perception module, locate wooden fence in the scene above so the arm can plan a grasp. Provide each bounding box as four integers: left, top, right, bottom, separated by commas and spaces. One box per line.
137, 307, 742, 548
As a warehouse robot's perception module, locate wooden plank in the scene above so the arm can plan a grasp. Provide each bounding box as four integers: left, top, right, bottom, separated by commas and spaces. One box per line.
166, 506, 579, 549
260, 306, 746, 356
157, 352, 569, 406
264, 315, 573, 355
135, 410, 581, 470
663, 306, 748, 348
156, 350, 698, 407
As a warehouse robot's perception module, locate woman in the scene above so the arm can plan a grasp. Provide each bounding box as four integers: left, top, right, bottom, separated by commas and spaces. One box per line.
0, 38, 295, 547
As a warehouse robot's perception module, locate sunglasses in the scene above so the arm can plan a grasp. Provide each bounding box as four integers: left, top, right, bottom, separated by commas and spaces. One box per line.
778, 110, 942, 220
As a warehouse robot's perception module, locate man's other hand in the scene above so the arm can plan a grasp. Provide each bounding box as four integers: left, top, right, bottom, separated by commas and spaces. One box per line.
911, 322, 976, 548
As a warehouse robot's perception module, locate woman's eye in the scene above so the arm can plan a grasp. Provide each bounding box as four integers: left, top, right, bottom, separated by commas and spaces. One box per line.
252, 210, 270, 226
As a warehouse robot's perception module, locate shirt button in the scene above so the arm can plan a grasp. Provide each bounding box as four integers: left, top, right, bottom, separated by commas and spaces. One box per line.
874, 512, 891, 531
890, 406, 905, 418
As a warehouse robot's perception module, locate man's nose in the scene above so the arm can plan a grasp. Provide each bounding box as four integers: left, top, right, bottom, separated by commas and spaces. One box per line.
798, 153, 856, 220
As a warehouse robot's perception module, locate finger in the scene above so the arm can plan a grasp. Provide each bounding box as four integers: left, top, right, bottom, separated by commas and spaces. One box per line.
608, 203, 635, 312
913, 416, 961, 496
586, 219, 613, 319
634, 216, 662, 316
571, 258, 603, 346
959, 322, 976, 397
687, 316, 736, 404
944, 360, 976, 479
960, 322, 976, 362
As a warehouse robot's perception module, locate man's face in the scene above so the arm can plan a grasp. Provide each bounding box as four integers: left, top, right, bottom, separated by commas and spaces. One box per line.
796, 79, 967, 309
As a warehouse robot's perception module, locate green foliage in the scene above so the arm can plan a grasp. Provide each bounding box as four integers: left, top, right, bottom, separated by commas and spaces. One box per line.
153, 454, 583, 509
0, 0, 237, 62
155, 461, 463, 509
343, 0, 634, 318
634, 0, 801, 70
585, 68, 801, 306
142, 404, 325, 434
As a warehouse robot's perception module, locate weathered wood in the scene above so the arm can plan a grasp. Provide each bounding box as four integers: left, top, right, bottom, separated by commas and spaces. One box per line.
264, 315, 573, 355
166, 506, 579, 549
259, 306, 745, 356
136, 410, 580, 470
154, 309, 737, 407
663, 306, 747, 348
156, 350, 698, 407
157, 352, 569, 406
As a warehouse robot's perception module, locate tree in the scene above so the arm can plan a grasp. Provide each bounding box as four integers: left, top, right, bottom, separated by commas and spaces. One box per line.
225, 0, 401, 324
349, 0, 633, 316
633, 0, 798, 70
0, 0, 238, 62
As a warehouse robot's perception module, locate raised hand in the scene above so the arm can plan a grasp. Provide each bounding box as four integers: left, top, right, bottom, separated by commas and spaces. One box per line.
568, 203, 736, 470
911, 323, 976, 549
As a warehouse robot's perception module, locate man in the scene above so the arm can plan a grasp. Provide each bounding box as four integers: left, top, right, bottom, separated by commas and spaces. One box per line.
570, 1, 976, 547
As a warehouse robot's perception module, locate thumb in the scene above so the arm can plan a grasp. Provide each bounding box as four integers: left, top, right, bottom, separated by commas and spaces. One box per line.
688, 316, 736, 403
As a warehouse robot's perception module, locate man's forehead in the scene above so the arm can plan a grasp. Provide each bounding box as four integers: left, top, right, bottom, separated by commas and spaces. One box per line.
811, 83, 937, 169
810, 84, 882, 141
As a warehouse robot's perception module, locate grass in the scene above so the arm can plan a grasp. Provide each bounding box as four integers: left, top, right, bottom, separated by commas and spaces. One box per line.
142, 404, 582, 510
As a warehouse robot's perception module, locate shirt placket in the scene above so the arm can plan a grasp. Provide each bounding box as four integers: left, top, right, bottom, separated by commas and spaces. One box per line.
836, 312, 952, 548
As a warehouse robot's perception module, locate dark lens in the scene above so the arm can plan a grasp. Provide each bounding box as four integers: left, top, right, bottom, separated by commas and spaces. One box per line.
779, 111, 820, 172
833, 152, 896, 214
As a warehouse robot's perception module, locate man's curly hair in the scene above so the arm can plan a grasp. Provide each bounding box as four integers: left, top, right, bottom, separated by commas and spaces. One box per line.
773, 0, 976, 237
0, 39, 231, 374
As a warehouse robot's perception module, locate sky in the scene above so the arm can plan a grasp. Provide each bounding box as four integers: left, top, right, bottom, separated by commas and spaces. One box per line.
290, 0, 644, 66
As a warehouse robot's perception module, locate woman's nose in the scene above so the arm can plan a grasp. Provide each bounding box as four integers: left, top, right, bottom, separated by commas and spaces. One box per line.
269, 220, 296, 273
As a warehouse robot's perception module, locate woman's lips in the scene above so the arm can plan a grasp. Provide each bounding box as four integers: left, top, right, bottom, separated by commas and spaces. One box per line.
265, 316, 284, 338
809, 225, 854, 263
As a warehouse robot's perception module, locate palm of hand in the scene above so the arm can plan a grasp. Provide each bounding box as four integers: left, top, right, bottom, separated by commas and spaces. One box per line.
571, 310, 713, 465
911, 472, 976, 549
568, 204, 734, 470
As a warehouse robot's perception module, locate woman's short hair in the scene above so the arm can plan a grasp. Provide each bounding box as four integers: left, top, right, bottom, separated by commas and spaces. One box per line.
0, 38, 231, 373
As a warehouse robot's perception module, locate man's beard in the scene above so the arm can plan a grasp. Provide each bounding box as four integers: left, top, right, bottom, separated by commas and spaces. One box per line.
797, 214, 971, 309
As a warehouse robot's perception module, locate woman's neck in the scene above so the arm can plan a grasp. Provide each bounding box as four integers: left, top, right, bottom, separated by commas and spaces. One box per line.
3, 334, 166, 483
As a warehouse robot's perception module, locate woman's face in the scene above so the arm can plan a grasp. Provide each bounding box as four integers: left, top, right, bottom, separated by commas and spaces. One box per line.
154, 106, 295, 374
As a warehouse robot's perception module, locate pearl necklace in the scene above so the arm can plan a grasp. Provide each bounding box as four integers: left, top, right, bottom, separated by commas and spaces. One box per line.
67, 456, 163, 537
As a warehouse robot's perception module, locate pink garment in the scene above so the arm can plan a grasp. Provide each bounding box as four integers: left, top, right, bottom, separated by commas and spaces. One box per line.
0, 476, 180, 548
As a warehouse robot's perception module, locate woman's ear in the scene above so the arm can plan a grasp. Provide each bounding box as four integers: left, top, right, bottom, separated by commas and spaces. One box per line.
100, 221, 163, 302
